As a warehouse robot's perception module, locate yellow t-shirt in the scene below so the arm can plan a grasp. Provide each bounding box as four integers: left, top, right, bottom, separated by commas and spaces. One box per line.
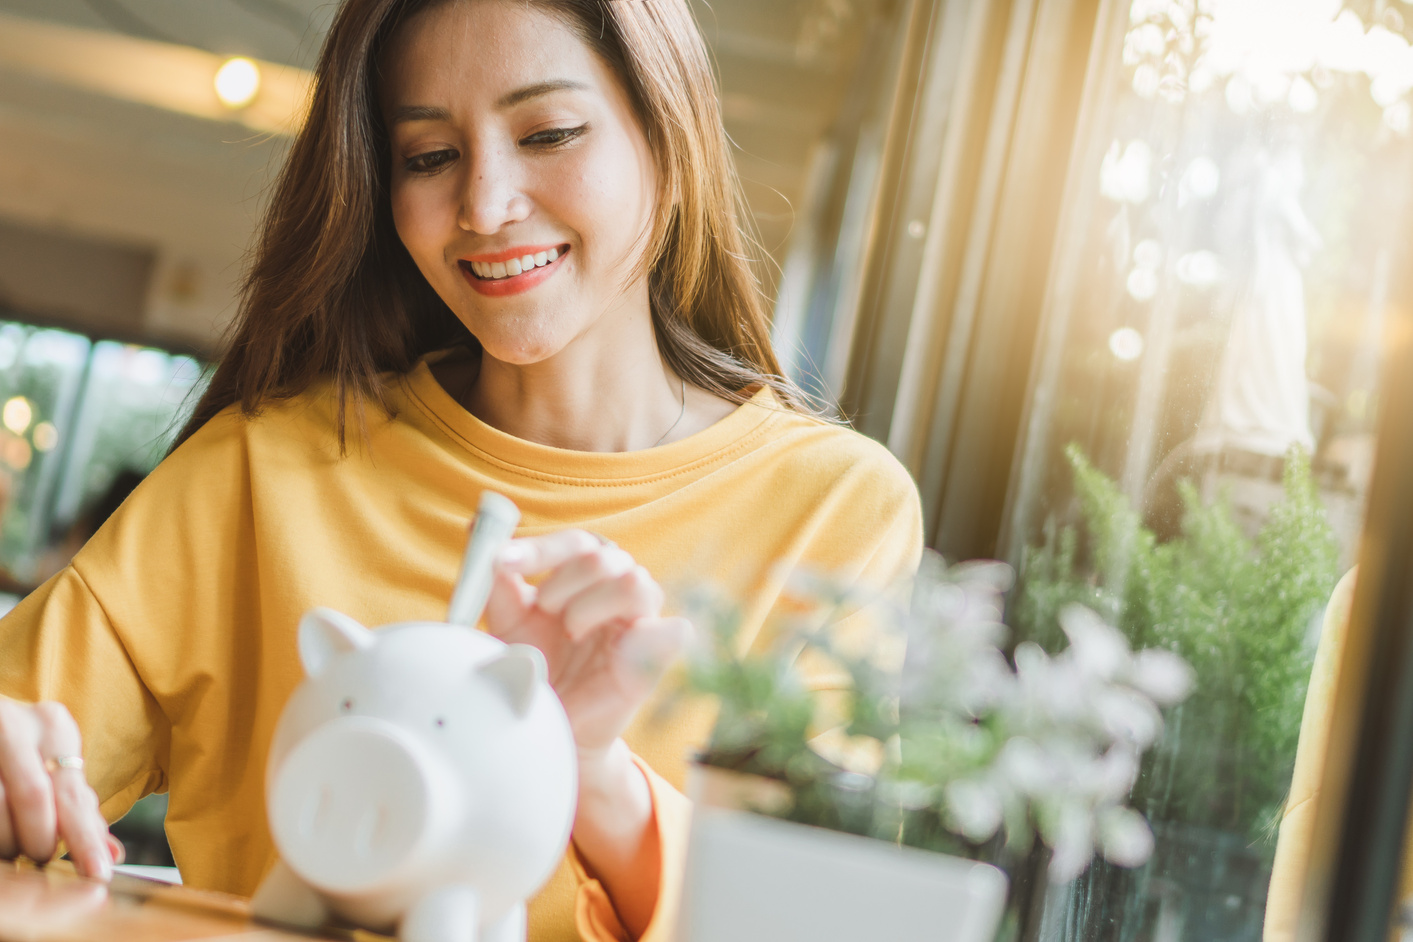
0, 357, 923, 941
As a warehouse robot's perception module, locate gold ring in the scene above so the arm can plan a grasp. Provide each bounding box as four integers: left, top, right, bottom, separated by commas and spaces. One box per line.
44, 755, 84, 773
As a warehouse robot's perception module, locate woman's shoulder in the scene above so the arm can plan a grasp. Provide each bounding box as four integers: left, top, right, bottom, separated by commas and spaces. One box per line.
754, 402, 918, 498
172, 374, 407, 464
734, 400, 923, 582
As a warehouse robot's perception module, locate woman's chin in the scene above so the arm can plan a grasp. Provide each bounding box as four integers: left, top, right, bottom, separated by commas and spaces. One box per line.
473, 335, 572, 367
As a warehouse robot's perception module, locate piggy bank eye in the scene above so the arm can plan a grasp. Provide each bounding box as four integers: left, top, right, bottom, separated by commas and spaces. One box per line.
340, 698, 354, 713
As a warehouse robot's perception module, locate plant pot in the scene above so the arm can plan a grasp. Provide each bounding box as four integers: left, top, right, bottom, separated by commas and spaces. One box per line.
678, 763, 1009, 942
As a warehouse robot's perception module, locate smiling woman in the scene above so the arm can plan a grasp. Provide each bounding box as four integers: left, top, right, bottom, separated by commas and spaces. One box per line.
0, 2, 924, 942
173, 0, 807, 455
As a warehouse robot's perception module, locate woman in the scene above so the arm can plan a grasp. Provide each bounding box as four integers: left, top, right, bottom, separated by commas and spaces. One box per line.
0, 1, 921, 939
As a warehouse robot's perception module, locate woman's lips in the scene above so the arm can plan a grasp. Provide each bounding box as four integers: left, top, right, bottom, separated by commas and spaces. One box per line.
459, 245, 569, 297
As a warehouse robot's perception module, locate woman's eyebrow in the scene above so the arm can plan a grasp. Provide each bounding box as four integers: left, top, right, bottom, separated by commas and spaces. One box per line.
390, 104, 452, 125
496, 79, 589, 108
388, 80, 589, 126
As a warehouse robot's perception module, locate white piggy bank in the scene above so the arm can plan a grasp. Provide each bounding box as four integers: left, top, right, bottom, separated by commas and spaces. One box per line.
250, 607, 578, 942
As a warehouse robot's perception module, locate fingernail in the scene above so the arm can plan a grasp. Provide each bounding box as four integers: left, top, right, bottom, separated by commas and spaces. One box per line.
93, 855, 111, 881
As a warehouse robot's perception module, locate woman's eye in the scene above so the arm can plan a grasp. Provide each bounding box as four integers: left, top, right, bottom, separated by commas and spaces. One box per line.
521, 125, 587, 149
404, 149, 457, 174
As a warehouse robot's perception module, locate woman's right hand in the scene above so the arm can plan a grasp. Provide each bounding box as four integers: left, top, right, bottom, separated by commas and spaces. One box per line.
0, 698, 119, 880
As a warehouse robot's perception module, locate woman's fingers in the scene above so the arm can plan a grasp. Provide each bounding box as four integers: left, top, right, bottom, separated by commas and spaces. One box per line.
483, 569, 537, 642
0, 700, 56, 862
33, 701, 110, 879
0, 699, 112, 880
52, 767, 110, 880
560, 567, 664, 640
534, 547, 639, 617
496, 530, 603, 579
496, 530, 663, 635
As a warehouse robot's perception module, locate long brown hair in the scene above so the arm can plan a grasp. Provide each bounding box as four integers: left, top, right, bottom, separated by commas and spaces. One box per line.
174, 0, 812, 451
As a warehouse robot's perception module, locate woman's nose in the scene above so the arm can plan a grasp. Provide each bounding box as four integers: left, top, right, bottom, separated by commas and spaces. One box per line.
457, 150, 530, 234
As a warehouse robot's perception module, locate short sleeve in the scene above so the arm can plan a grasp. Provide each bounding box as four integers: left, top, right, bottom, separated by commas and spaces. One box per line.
0, 566, 170, 822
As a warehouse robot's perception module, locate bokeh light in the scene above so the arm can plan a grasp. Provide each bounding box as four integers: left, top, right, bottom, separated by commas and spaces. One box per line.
2, 396, 33, 436
3, 436, 31, 471
32, 421, 59, 453
1109, 327, 1145, 362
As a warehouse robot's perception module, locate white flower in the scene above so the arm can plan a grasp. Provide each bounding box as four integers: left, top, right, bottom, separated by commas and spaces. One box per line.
1059, 604, 1133, 680
945, 779, 1005, 842
1045, 804, 1096, 884
1087, 745, 1142, 802
998, 737, 1059, 795
1126, 648, 1196, 704
1098, 806, 1156, 867
1093, 687, 1165, 747
957, 647, 1014, 714
1012, 640, 1051, 678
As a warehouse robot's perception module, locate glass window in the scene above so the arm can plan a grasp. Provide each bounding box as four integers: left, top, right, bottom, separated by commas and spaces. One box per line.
999, 1, 1408, 936
0, 320, 208, 596
0, 323, 92, 584
48, 340, 209, 531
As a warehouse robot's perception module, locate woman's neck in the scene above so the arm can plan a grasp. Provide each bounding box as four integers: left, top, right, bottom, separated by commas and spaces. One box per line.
432, 285, 740, 452
466, 341, 685, 453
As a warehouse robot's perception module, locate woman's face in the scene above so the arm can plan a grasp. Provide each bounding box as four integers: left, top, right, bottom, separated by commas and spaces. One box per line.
382, 0, 658, 366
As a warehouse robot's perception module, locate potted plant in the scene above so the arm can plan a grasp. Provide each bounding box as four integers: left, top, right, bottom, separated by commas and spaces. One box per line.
670, 552, 1194, 942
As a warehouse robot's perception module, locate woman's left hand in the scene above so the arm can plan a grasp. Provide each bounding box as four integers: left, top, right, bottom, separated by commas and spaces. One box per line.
484, 530, 689, 758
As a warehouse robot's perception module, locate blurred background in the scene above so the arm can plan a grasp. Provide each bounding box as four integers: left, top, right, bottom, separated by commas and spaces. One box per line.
0, 0, 1410, 936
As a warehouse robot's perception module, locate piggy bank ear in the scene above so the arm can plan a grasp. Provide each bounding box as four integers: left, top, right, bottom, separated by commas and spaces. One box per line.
298, 607, 375, 677
476, 644, 547, 717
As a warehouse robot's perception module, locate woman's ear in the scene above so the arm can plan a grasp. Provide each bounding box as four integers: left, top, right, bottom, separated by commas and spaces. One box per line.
298, 607, 376, 677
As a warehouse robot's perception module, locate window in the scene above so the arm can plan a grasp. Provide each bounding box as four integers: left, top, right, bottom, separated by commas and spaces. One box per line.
0, 319, 208, 598
995, 1, 1408, 936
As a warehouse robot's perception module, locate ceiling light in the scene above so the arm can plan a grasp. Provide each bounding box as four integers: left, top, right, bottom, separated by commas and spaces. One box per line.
215, 57, 260, 109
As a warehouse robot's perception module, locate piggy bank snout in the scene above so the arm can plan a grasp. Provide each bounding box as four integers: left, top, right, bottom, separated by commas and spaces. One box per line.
268, 716, 461, 895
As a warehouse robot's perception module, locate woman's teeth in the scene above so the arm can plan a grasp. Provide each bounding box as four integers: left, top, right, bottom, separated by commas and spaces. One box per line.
468, 247, 560, 280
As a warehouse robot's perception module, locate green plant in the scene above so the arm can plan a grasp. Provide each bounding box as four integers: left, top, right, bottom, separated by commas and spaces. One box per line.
1014, 444, 1339, 842
679, 557, 1193, 883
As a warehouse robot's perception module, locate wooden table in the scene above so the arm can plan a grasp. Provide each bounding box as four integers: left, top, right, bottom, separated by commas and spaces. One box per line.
0, 859, 389, 941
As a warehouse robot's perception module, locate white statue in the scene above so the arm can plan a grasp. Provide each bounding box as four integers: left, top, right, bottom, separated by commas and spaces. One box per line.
1196, 147, 1321, 457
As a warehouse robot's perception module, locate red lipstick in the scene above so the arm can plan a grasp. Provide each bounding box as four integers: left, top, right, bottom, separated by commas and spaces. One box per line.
458, 244, 569, 297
